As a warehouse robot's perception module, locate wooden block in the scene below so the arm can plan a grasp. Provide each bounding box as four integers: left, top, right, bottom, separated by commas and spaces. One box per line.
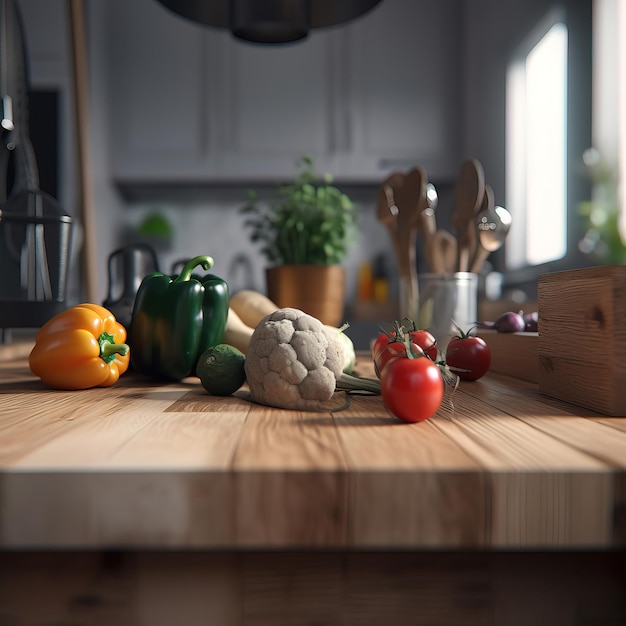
476, 330, 539, 383
538, 266, 626, 416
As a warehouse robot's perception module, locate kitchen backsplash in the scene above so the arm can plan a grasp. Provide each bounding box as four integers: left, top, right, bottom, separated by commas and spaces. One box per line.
120, 186, 398, 318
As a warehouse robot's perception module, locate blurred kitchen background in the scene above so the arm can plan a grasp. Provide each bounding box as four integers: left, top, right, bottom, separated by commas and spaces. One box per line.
6, 0, 624, 344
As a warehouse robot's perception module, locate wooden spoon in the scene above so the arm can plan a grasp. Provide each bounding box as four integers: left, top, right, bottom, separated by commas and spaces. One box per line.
395, 166, 427, 319
430, 229, 458, 274
376, 171, 405, 271
451, 159, 485, 272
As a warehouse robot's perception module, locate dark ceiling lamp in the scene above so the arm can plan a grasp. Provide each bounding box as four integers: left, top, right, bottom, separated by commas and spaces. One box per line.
154, 0, 383, 44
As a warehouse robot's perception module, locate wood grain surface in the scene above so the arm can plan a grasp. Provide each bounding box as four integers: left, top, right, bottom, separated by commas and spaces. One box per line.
476, 329, 539, 383
1, 353, 626, 549
538, 265, 626, 415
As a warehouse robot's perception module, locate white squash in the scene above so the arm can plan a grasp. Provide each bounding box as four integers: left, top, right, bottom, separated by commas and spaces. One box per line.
223, 307, 255, 354
229, 290, 278, 328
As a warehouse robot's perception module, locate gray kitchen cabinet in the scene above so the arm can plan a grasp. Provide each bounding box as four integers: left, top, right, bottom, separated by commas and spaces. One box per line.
108, 0, 337, 183
340, 0, 462, 181
107, 0, 211, 181
107, 0, 461, 185
211, 30, 338, 180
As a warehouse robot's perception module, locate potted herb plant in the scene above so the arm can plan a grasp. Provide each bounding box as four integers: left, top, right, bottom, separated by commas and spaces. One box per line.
241, 156, 358, 325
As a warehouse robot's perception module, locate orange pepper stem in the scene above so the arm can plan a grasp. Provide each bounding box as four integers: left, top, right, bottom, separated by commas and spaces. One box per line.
98, 332, 130, 363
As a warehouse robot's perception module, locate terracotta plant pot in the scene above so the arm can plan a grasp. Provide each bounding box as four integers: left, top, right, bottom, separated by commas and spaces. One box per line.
266, 264, 346, 327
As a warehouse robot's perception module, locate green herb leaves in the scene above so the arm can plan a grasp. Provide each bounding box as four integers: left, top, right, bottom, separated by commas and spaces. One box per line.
241, 156, 358, 266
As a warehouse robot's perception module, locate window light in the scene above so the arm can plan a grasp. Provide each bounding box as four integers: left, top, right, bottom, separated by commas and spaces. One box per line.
506, 19, 568, 268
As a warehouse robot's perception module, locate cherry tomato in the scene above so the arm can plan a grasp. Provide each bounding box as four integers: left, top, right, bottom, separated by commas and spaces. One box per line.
374, 340, 423, 378
445, 334, 491, 381
372, 328, 437, 361
372, 332, 393, 360
381, 355, 444, 422
408, 329, 438, 360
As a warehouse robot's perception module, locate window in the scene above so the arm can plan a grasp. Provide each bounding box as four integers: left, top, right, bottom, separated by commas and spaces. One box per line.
592, 0, 626, 250
506, 14, 568, 269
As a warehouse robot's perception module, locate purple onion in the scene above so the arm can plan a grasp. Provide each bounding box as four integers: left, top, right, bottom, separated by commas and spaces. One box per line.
493, 311, 526, 333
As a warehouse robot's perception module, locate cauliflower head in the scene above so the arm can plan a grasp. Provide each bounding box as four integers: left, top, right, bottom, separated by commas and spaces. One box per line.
244, 307, 345, 410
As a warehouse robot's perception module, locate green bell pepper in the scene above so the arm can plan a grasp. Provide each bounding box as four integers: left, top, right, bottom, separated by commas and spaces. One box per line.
129, 255, 229, 380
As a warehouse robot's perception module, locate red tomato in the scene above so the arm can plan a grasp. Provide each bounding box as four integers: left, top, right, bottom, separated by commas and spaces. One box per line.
372, 332, 393, 360
372, 328, 437, 360
374, 340, 423, 378
380, 355, 444, 422
408, 330, 438, 360
445, 335, 491, 381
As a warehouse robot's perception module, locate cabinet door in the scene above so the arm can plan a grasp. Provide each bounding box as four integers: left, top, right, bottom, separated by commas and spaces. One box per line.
214, 32, 337, 179
109, 0, 211, 180
109, 0, 337, 182
108, 0, 460, 184
342, 0, 462, 181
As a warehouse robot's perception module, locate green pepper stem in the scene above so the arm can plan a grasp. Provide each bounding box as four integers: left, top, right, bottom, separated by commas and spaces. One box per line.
175, 255, 215, 282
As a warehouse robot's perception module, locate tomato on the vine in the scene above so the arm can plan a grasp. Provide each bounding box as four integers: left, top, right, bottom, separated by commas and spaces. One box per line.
372, 327, 437, 362
408, 329, 438, 360
374, 340, 423, 378
372, 332, 393, 361
445, 331, 491, 381
381, 355, 444, 423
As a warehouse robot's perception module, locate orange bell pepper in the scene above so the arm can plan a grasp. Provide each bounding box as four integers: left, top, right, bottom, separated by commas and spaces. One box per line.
29, 303, 130, 390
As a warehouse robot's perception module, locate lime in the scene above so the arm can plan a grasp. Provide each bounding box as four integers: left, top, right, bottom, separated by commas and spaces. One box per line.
196, 344, 246, 396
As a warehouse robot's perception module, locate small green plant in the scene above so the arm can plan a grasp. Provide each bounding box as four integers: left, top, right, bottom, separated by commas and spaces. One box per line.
578, 148, 626, 264
241, 156, 358, 266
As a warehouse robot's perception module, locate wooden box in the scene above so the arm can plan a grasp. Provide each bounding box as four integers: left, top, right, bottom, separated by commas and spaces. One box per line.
476, 330, 539, 383
538, 266, 626, 416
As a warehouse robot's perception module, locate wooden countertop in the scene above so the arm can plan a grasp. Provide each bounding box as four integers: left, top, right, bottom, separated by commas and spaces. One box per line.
1, 351, 625, 550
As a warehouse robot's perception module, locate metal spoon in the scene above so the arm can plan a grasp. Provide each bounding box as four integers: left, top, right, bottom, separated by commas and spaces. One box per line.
424, 182, 438, 231
419, 175, 458, 275
419, 182, 438, 270
469, 195, 512, 274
